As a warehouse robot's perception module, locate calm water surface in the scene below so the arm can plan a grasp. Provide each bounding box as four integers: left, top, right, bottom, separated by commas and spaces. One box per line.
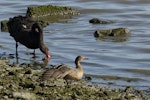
0, 0, 150, 89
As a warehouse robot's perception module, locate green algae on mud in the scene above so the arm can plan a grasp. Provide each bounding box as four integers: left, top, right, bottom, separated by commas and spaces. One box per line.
0, 58, 149, 99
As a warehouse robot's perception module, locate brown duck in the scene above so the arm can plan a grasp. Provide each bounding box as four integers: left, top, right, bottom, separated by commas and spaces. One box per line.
7, 15, 50, 59
42, 56, 85, 80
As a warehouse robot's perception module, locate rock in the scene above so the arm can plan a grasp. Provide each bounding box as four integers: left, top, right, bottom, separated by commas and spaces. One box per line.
25, 70, 32, 74
94, 28, 130, 37
124, 86, 133, 92
1, 5, 79, 32
26, 5, 79, 26
1, 20, 8, 32
94, 28, 130, 42
13, 92, 36, 100
8, 71, 16, 75
89, 18, 115, 24
26, 5, 79, 18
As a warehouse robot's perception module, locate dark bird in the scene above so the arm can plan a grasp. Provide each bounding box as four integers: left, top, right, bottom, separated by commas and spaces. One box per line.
42, 55, 85, 81
7, 15, 50, 60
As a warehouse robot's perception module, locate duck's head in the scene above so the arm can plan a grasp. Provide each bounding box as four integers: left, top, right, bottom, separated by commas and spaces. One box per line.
75, 55, 85, 62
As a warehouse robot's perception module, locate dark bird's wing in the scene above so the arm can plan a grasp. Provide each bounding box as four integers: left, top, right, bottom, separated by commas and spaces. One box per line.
7, 16, 34, 37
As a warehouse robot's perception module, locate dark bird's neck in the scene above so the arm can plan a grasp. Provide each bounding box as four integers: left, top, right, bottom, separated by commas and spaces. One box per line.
39, 35, 48, 55
32, 23, 49, 57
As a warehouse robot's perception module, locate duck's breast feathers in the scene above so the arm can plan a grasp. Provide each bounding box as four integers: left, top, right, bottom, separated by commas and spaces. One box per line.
56, 64, 83, 80
64, 68, 83, 80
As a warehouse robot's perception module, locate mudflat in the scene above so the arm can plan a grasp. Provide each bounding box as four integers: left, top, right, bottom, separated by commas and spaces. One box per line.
0, 58, 149, 100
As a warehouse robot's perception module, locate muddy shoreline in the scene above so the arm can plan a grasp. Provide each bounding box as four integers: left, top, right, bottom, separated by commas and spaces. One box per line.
0, 58, 149, 99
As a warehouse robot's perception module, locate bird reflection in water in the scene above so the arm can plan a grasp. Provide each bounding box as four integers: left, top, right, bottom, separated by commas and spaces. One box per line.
10, 54, 49, 68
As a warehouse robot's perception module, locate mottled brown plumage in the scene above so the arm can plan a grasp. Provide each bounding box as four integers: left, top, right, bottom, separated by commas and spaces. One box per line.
42, 56, 85, 80
7, 15, 50, 59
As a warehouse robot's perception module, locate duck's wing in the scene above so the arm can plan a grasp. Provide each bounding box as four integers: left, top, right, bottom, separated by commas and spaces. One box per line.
42, 64, 74, 80
42, 67, 58, 81
55, 65, 74, 78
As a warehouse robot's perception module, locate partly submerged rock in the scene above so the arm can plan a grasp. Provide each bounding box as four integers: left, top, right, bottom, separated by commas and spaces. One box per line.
89, 18, 115, 24
1, 20, 8, 32
26, 5, 79, 24
1, 5, 79, 32
26, 5, 79, 18
94, 28, 130, 42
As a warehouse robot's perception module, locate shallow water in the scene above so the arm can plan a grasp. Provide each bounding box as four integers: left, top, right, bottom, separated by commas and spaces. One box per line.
0, 0, 150, 89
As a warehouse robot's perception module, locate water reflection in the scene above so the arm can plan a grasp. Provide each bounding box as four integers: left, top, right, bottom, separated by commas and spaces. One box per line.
0, 52, 48, 69
95, 36, 129, 42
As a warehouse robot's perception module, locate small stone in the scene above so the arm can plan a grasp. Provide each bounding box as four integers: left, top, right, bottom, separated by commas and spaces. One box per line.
25, 70, 32, 74
8, 71, 16, 75
85, 76, 92, 81
13, 62, 19, 67
124, 86, 133, 92
3, 95, 8, 99
13, 92, 36, 100
89, 18, 115, 24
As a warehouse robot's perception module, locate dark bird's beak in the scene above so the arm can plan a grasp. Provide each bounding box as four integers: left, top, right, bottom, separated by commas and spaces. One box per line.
46, 50, 51, 60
